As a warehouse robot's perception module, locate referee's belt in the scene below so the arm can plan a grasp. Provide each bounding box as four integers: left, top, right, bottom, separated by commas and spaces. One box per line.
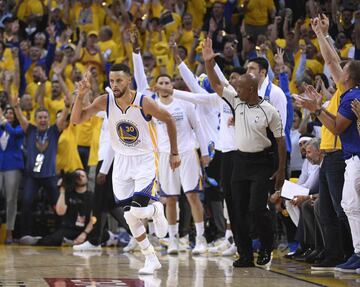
236, 147, 273, 158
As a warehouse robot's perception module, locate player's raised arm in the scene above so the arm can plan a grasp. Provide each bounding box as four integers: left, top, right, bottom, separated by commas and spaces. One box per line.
70, 71, 107, 124
142, 97, 181, 171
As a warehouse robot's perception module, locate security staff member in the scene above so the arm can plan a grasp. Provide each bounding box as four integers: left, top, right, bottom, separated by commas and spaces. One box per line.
202, 38, 286, 268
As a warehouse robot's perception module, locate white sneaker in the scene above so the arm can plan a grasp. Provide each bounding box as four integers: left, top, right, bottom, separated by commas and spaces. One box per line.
148, 234, 162, 251
106, 231, 118, 247
19, 236, 42, 245
357, 268, 360, 274
73, 241, 102, 251
221, 244, 237, 256
138, 275, 162, 287
179, 236, 189, 252
152, 202, 168, 238
139, 245, 162, 275
123, 237, 139, 252
209, 239, 231, 254
192, 236, 207, 255
167, 238, 179, 255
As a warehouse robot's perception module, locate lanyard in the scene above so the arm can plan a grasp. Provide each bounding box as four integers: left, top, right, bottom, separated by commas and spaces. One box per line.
36, 129, 48, 145
264, 82, 272, 102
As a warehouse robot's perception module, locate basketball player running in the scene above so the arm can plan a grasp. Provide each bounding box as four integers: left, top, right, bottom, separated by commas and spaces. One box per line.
71, 64, 181, 275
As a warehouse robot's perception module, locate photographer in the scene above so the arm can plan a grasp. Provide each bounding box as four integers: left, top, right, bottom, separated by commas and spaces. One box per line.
20, 169, 94, 246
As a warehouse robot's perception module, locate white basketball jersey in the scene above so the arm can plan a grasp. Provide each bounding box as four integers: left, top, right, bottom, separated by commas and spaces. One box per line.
106, 87, 157, 156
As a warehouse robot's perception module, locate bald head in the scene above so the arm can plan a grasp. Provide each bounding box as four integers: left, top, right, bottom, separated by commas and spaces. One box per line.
241, 73, 259, 90
234, 73, 259, 103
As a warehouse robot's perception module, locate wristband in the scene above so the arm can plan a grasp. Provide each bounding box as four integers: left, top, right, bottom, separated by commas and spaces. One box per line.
171, 153, 179, 156
83, 230, 88, 235
314, 108, 323, 117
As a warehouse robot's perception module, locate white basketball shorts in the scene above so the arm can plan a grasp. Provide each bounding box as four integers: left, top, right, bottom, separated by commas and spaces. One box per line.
158, 150, 202, 197
112, 152, 158, 204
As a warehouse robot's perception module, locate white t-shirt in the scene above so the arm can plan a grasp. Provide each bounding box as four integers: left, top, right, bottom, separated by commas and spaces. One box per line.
155, 98, 208, 155
178, 62, 220, 150
297, 158, 320, 190
258, 75, 287, 130
290, 129, 304, 172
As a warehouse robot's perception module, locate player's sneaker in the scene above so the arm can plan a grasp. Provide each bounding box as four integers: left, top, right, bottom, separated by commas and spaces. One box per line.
209, 239, 231, 254
152, 201, 168, 238
167, 238, 179, 255
222, 244, 237, 256
123, 237, 139, 252
106, 231, 118, 247
73, 241, 102, 251
179, 235, 189, 252
139, 245, 162, 275
192, 236, 207, 255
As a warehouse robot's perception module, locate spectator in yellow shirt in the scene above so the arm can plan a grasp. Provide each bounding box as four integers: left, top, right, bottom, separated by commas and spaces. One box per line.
20, 94, 35, 125
56, 112, 83, 174
242, 0, 276, 42
24, 65, 52, 108
69, 0, 105, 34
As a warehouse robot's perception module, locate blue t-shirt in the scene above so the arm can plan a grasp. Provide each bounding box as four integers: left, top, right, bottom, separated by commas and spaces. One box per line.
25, 124, 60, 178
338, 87, 360, 159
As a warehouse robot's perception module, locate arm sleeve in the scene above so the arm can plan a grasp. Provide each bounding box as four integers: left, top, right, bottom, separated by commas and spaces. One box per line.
99, 144, 115, 174
301, 165, 320, 190
44, 43, 56, 76
214, 63, 229, 85
173, 89, 219, 108
132, 52, 149, 93
338, 95, 355, 121
279, 72, 290, 96
297, 160, 309, 186
270, 88, 287, 130
178, 62, 207, 94
186, 103, 209, 156
295, 53, 306, 83
4, 123, 24, 136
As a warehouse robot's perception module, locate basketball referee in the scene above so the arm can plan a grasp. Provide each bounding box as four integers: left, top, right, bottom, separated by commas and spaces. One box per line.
202, 38, 286, 268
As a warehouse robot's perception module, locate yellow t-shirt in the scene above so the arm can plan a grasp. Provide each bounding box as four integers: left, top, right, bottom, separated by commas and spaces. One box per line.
24, 81, 52, 108
0, 48, 15, 92
70, 3, 105, 34
80, 48, 105, 89
77, 118, 94, 147
22, 110, 36, 126
243, 0, 275, 26
16, 0, 44, 22
186, 0, 206, 30
320, 86, 344, 150
98, 39, 120, 63
56, 124, 83, 173
306, 59, 324, 76
44, 96, 65, 125
88, 117, 103, 166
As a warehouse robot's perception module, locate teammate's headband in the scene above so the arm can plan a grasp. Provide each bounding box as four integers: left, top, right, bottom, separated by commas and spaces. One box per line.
298, 136, 312, 144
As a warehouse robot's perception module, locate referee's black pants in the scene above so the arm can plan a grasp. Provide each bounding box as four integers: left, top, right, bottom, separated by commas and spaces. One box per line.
231, 150, 274, 260
220, 151, 237, 241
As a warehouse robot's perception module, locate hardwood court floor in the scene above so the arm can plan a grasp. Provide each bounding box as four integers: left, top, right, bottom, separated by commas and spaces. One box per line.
0, 246, 358, 286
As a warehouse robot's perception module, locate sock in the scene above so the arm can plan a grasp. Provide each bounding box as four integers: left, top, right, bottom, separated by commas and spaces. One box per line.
148, 221, 155, 235
169, 224, 178, 240
195, 222, 204, 238
225, 229, 233, 240
138, 237, 151, 250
